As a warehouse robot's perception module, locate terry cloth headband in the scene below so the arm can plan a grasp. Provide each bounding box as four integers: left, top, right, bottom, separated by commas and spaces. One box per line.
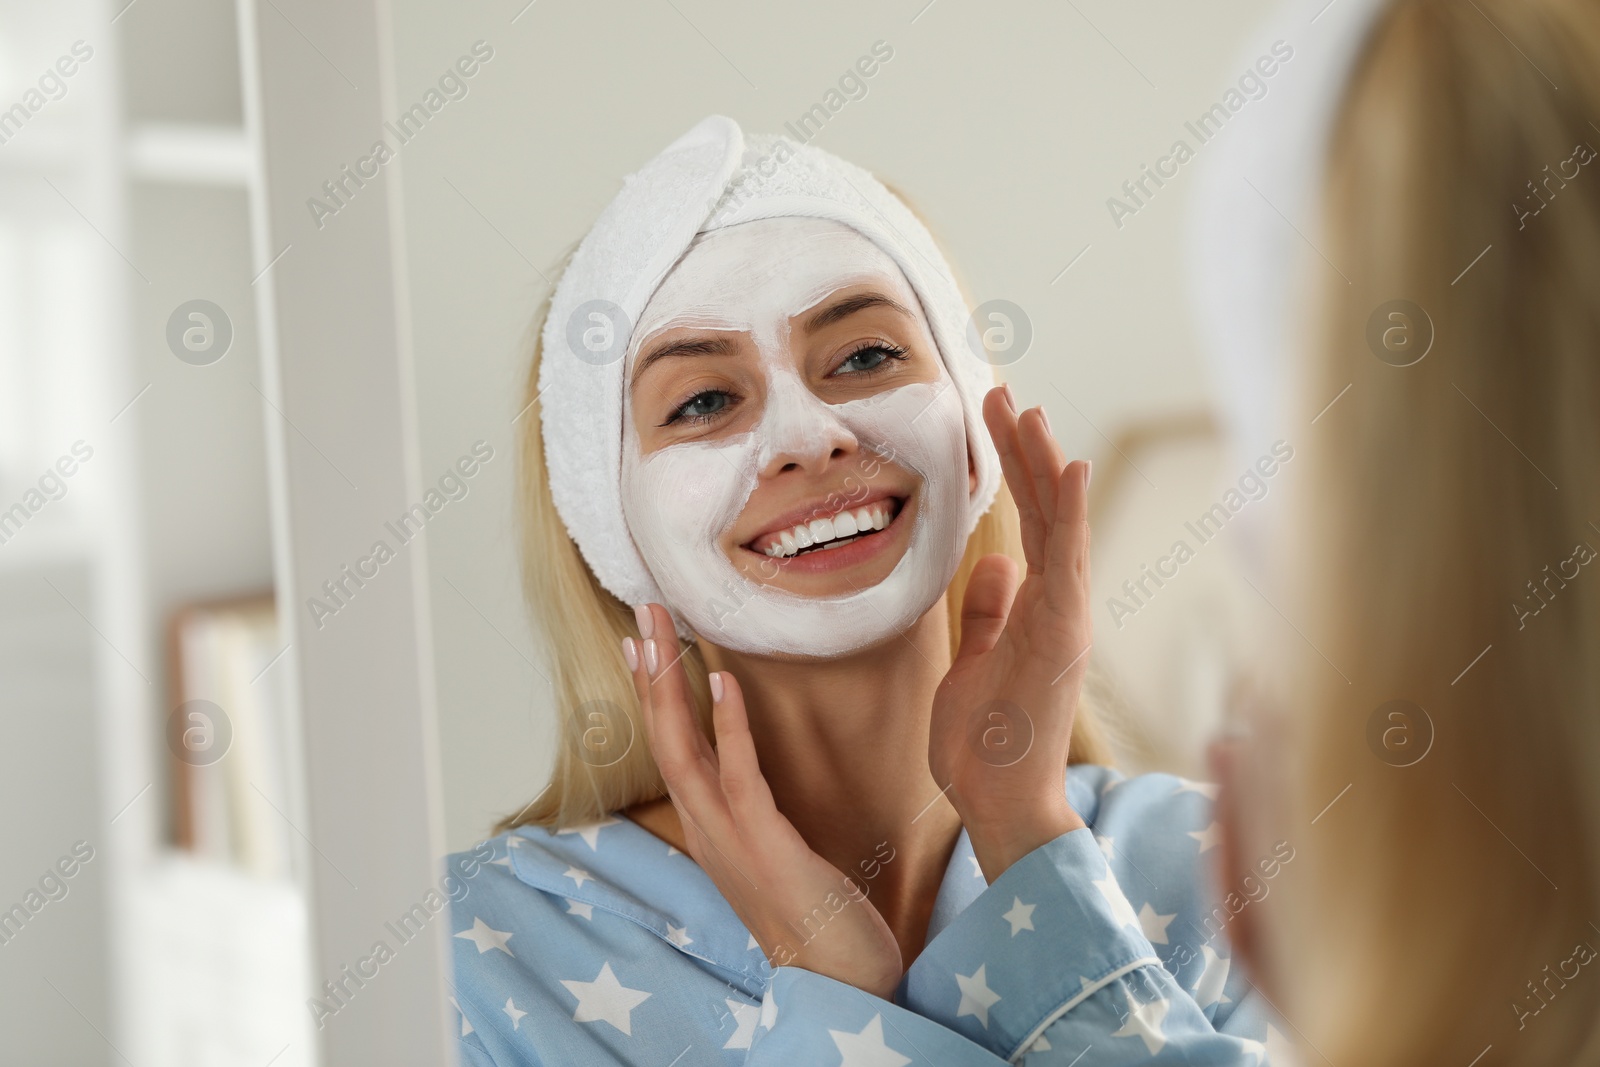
1186, 0, 1396, 467
1181, 0, 1395, 584
538, 115, 1003, 636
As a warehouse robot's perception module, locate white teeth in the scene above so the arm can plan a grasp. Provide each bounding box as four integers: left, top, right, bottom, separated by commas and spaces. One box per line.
757, 499, 896, 558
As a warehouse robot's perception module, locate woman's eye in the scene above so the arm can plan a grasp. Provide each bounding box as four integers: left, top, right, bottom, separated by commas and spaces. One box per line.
834, 343, 909, 377
663, 389, 733, 426
659, 345, 906, 427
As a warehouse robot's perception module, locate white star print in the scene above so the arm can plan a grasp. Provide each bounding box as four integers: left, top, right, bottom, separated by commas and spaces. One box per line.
1188, 821, 1222, 852
1093, 870, 1141, 931
829, 1014, 911, 1067
1193, 944, 1232, 1008
1138, 902, 1176, 944
954, 964, 1002, 1028
759, 989, 778, 1030
557, 816, 620, 851
1173, 778, 1219, 799
667, 844, 683, 856
1111, 991, 1170, 1055
565, 898, 594, 920
1002, 897, 1035, 936
454, 917, 515, 956
489, 853, 512, 868
667, 924, 693, 948
722, 998, 758, 1049
450, 996, 473, 1036
747, 932, 760, 951
968, 855, 985, 879
1030, 1034, 1051, 1051
1239, 1036, 1267, 1065
1097, 834, 1116, 860
503, 997, 526, 1030
564, 865, 593, 889
560, 961, 651, 1035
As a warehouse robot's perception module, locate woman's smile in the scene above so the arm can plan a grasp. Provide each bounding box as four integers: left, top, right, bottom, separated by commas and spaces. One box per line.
736, 489, 914, 581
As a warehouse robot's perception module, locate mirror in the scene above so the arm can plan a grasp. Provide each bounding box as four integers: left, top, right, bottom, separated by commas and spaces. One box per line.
0, 0, 1312, 1063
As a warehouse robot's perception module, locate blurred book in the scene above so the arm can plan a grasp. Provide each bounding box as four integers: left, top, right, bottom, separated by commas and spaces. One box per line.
167, 594, 296, 881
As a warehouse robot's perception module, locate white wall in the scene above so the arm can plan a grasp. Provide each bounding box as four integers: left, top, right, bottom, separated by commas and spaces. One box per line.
386, 0, 1279, 851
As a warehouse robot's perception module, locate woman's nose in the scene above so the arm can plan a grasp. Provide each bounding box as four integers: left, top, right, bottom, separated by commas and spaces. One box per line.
754, 369, 860, 478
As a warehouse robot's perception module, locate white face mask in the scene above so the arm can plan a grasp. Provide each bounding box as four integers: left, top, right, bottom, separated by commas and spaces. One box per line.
619, 217, 974, 658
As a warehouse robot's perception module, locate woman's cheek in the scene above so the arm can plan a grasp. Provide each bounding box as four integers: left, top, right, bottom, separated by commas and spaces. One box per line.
624, 434, 757, 574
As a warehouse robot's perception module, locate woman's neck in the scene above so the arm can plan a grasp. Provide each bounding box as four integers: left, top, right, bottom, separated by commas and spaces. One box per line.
633, 596, 964, 966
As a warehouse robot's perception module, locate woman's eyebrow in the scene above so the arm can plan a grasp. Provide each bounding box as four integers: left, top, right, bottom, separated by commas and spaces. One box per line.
801, 291, 914, 333
631, 335, 740, 388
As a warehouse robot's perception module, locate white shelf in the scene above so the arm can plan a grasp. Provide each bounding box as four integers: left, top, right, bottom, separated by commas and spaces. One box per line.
126, 122, 253, 186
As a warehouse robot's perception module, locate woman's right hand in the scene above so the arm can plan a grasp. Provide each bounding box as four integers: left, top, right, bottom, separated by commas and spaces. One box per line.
624, 602, 905, 1001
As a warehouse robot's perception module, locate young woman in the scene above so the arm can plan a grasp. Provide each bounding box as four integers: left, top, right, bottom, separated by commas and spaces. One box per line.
1203, 0, 1600, 1064
446, 117, 1282, 1064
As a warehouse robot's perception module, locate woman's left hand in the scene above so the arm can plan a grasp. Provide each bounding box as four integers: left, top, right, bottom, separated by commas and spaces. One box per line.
928, 385, 1092, 882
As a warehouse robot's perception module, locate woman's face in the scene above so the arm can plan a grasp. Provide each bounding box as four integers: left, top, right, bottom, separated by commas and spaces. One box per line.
620, 216, 978, 658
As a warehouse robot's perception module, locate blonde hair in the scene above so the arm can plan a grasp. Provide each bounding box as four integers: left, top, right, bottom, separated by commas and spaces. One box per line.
498, 187, 1113, 833
1277, 0, 1600, 1061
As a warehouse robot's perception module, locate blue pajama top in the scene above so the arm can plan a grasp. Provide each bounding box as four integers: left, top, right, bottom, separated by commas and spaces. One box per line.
444, 765, 1294, 1066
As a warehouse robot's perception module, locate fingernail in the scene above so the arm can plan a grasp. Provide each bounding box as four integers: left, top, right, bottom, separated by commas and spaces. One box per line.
1084, 460, 1093, 490
634, 604, 654, 639
1001, 383, 1017, 414
622, 637, 639, 671
709, 671, 725, 703
644, 638, 660, 675
1039, 406, 1053, 435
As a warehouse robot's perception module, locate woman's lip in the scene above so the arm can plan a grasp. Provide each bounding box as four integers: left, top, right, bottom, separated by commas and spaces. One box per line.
740, 488, 904, 549
739, 492, 912, 575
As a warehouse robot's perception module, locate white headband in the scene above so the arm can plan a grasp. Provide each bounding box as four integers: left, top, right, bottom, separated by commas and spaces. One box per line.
1182, 0, 1394, 586
538, 115, 1002, 634
1186, 0, 1395, 462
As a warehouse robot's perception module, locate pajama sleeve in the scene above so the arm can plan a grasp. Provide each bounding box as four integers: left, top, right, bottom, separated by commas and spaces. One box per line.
748, 828, 1281, 1065
894, 827, 1278, 1064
